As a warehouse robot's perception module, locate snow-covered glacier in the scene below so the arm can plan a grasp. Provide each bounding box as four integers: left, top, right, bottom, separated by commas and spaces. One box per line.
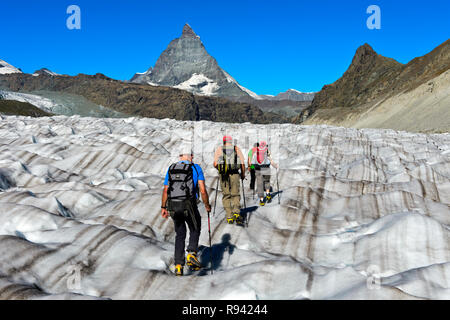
0, 115, 449, 300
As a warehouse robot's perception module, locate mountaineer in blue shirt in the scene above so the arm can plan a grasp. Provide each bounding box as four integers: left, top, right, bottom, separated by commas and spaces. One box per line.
161, 146, 211, 276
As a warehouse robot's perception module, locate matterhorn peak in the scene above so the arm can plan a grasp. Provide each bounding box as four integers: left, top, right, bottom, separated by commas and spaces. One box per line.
181, 23, 198, 38
130, 23, 260, 99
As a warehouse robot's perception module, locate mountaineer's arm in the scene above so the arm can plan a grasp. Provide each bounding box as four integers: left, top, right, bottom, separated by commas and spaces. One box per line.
198, 180, 211, 213
161, 185, 169, 219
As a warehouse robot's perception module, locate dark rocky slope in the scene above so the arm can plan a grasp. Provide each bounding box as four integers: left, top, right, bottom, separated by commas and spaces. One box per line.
296, 39, 450, 124
0, 100, 53, 117
0, 73, 285, 124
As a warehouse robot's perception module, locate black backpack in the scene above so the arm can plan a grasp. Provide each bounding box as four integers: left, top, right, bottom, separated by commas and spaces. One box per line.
217, 145, 239, 176
167, 162, 199, 223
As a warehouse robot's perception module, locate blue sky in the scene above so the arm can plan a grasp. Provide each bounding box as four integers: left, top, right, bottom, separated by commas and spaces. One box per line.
1, 0, 449, 95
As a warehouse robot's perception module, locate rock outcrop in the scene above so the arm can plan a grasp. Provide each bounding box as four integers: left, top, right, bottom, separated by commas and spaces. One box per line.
296, 39, 450, 132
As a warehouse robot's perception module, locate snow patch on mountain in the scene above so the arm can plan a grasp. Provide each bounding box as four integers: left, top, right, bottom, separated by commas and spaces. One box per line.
0, 91, 57, 112
32, 68, 60, 77
262, 89, 316, 102
0, 90, 128, 118
287, 89, 316, 95
0, 59, 22, 75
174, 73, 220, 96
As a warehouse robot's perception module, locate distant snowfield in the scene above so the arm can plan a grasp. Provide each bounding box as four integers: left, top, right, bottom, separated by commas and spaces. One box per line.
0, 90, 128, 118
0, 115, 449, 300
32, 69, 60, 77
0, 60, 22, 75
1, 91, 59, 112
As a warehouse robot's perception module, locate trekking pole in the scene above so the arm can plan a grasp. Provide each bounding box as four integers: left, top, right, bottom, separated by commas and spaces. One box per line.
241, 177, 249, 228
213, 176, 219, 217
241, 178, 247, 209
276, 168, 280, 205
207, 210, 213, 275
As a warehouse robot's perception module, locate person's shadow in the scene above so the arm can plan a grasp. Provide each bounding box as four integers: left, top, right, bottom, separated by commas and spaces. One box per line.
198, 233, 236, 275
238, 206, 258, 227
267, 190, 283, 203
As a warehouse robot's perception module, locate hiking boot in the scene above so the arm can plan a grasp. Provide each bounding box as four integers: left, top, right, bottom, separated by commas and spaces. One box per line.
227, 217, 235, 224
175, 264, 183, 276
234, 213, 244, 225
259, 198, 266, 206
186, 252, 202, 271
266, 195, 272, 203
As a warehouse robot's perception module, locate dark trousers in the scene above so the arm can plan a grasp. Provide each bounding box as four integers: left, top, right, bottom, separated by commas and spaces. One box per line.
250, 168, 256, 190
173, 204, 201, 266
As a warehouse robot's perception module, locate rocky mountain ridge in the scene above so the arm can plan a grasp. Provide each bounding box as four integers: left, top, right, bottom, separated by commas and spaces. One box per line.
296, 39, 450, 132
0, 72, 285, 124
